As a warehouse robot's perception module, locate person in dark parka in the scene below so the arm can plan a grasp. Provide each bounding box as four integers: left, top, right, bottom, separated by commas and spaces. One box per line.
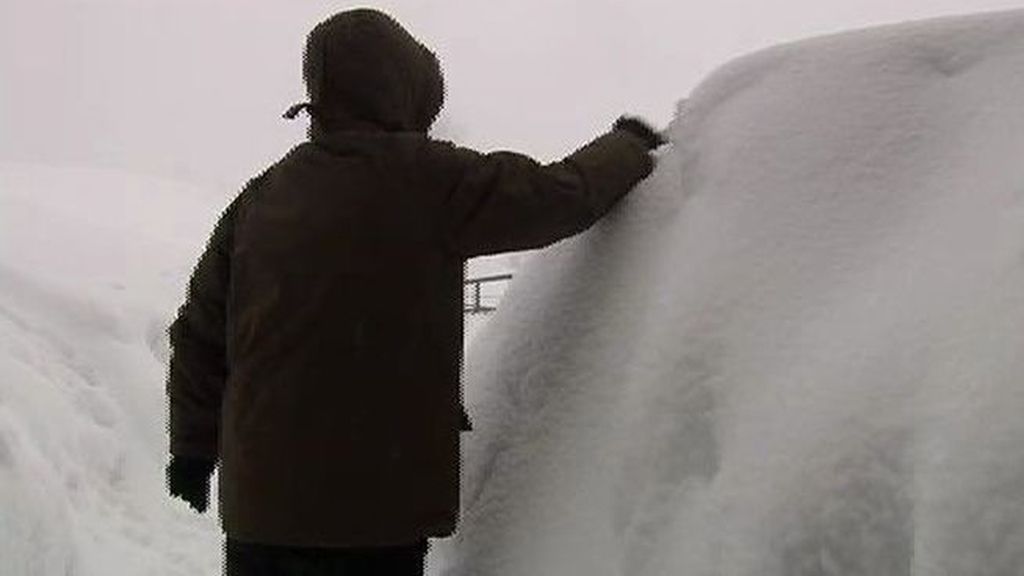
165, 7, 665, 576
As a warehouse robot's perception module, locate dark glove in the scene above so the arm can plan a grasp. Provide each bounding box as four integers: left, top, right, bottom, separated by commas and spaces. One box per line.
167, 456, 216, 513
613, 115, 667, 150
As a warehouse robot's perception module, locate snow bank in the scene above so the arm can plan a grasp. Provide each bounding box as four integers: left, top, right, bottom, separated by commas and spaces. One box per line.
0, 164, 228, 575
431, 9, 1024, 575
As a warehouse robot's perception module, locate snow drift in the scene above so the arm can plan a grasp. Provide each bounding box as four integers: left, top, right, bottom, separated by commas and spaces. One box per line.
430, 9, 1024, 575
0, 165, 226, 575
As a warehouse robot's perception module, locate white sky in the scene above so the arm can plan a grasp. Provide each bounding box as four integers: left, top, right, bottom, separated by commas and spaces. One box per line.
2, 0, 1022, 191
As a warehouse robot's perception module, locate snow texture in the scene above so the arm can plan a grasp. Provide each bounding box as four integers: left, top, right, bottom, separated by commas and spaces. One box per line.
429, 9, 1024, 576
0, 165, 227, 575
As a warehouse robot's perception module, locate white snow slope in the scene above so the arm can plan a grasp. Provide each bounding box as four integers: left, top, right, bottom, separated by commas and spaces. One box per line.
0, 165, 228, 575
429, 9, 1024, 576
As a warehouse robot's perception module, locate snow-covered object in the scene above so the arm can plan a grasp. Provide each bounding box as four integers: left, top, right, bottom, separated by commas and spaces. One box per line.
431, 9, 1024, 575
0, 164, 226, 575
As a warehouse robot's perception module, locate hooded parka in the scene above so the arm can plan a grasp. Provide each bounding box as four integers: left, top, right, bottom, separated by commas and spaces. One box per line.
167, 8, 655, 548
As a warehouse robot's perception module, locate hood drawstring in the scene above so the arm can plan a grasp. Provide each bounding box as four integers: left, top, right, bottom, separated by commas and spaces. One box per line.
283, 102, 314, 120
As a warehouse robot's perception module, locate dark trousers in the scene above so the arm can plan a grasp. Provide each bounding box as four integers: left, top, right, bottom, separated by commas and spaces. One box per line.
224, 537, 428, 576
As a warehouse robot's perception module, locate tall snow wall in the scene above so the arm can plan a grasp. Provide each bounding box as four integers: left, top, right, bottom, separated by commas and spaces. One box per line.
429, 9, 1024, 576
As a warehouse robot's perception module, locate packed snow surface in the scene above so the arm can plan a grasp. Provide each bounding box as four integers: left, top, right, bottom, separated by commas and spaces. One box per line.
429, 9, 1024, 576
0, 165, 227, 575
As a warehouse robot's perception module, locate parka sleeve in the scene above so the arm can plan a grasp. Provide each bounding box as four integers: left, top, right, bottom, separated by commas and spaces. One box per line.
166, 192, 244, 461
436, 128, 654, 258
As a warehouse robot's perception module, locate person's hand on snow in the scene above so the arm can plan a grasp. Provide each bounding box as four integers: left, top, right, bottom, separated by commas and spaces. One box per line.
167, 455, 216, 513
613, 115, 668, 150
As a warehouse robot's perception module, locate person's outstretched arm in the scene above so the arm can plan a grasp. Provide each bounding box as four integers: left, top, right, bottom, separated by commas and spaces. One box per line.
434, 116, 664, 258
